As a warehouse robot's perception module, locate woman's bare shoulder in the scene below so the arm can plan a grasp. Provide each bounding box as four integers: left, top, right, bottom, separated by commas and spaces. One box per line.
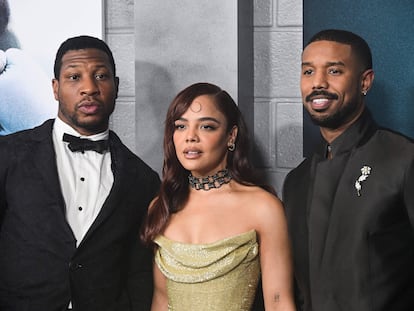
231, 184, 284, 216
234, 183, 281, 202
238, 187, 288, 238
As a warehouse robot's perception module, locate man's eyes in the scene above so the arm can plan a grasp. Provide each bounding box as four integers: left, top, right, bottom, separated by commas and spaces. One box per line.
95, 73, 109, 80
66, 73, 109, 80
302, 68, 342, 75
303, 69, 313, 75
328, 68, 342, 75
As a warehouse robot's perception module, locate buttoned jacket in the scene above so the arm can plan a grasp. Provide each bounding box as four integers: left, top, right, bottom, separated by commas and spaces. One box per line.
0, 119, 160, 311
283, 110, 414, 311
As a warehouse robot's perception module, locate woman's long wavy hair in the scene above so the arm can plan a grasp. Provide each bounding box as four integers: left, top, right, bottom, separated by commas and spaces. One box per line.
141, 82, 275, 245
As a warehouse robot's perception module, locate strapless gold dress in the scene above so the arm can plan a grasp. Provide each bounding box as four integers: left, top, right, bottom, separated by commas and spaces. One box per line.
154, 230, 260, 311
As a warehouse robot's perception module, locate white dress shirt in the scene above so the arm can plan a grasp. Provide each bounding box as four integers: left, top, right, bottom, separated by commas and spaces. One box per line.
52, 117, 114, 247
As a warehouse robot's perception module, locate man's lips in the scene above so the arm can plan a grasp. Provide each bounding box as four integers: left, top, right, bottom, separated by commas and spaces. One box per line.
311, 98, 331, 110
305, 91, 338, 111
78, 101, 101, 114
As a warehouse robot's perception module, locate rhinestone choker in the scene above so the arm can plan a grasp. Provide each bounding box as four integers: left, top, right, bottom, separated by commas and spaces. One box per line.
188, 169, 232, 191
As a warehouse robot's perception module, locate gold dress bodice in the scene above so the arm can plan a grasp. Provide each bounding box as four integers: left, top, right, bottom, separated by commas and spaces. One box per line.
154, 230, 260, 311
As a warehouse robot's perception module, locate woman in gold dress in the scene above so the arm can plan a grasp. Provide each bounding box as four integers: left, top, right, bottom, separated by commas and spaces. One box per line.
141, 82, 296, 311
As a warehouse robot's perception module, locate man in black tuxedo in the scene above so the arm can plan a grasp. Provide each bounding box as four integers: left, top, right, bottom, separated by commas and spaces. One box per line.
283, 29, 414, 311
0, 35, 160, 310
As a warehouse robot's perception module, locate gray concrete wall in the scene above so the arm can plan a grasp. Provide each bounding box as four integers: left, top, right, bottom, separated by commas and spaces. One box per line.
134, 0, 242, 174
105, 0, 304, 196
253, 0, 303, 194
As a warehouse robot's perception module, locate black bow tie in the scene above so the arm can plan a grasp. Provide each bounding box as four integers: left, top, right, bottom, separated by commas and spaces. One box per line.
63, 133, 109, 154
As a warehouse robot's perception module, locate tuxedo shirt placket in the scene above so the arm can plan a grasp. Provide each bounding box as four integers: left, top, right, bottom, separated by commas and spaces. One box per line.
68, 151, 111, 244
53, 118, 114, 309
52, 118, 113, 246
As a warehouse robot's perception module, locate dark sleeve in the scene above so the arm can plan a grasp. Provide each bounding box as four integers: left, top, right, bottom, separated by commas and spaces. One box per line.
404, 157, 414, 231
0, 138, 9, 228
126, 169, 160, 311
293, 278, 305, 311
283, 168, 305, 311
126, 238, 155, 310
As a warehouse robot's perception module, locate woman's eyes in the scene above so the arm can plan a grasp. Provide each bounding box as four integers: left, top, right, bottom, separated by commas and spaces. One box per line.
174, 123, 217, 131
201, 124, 216, 130
174, 124, 186, 130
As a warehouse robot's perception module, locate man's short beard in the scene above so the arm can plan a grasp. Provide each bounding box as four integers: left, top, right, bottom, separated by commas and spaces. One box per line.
70, 115, 109, 132
309, 99, 359, 130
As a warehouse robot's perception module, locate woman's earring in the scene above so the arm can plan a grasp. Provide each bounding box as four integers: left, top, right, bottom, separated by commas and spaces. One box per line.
228, 142, 235, 152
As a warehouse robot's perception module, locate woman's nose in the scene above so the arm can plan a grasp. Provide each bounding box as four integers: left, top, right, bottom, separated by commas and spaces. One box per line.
185, 128, 199, 142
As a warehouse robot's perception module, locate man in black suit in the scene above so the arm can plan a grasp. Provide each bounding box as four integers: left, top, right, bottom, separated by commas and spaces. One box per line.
283, 29, 414, 311
0, 35, 160, 310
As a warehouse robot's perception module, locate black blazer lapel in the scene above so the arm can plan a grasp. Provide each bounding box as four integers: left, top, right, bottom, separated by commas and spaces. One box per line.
30, 120, 66, 207
7, 120, 76, 252
284, 157, 316, 296
79, 133, 136, 245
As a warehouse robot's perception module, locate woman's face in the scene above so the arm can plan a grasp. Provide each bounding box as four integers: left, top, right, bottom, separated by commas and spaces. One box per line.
173, 95, 237, 177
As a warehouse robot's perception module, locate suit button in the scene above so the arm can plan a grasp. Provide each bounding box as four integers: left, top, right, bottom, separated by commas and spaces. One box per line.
69, 262, 83, 270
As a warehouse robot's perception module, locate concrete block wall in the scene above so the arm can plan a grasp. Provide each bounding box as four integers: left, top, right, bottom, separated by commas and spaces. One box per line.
105, 0, 137, 152
253, 0, 304, 195
104, 0, 304, 195
133, 0, 244, 175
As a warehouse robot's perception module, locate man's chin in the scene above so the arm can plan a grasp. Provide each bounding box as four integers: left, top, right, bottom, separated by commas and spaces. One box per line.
309, 114, 342, 129
74, 118, 109, 135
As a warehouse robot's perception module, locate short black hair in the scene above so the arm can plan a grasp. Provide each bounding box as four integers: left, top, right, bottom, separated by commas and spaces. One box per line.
53, 35, 116, 79
307, 29, 373, 70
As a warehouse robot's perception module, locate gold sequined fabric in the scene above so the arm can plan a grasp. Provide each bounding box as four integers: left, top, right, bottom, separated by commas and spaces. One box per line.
154, 230, 260, 311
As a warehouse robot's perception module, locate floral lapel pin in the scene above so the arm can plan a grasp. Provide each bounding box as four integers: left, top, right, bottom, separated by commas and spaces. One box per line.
355, 165, 371, 196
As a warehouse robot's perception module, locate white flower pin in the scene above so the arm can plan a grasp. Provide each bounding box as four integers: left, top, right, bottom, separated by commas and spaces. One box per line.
355, 165, 371, 196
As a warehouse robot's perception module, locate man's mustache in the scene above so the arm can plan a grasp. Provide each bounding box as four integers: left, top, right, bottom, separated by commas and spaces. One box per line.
305, 90, 338, 102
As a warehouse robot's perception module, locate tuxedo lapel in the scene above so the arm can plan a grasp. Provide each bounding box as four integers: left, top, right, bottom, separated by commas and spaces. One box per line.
311, 116, 377, 267
308, 153, 351, 268
78, 133, 135, 246
284, 157, 316, 295
30, 121, 66, 208
320, 148, 368, 262
23, 120, 75, 247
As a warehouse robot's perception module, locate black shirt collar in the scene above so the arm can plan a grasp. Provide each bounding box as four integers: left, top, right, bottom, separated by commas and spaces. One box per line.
316, 108, 378, 159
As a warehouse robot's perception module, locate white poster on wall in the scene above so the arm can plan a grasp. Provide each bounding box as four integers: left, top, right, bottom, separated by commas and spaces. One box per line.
0, 0, 103, 135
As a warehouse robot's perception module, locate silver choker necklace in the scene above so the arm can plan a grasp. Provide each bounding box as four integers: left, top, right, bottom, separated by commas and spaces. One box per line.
188, 169, 232, 191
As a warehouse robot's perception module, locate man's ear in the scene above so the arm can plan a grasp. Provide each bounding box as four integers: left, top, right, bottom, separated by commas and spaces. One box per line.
114, 76, 119, 99
52, 78, 59, 101
361, 69, 374, 93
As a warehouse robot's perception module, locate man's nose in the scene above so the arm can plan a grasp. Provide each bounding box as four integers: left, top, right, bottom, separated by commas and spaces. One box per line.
80, 77, 99, 95
312, 71, 328, 89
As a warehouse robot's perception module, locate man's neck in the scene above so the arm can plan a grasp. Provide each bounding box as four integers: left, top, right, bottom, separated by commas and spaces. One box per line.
320, 106, 365, 143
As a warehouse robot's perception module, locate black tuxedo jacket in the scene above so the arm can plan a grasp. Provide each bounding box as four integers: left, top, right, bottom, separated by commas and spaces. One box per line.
283, 111, 414, 311
0, 120, 160, 311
